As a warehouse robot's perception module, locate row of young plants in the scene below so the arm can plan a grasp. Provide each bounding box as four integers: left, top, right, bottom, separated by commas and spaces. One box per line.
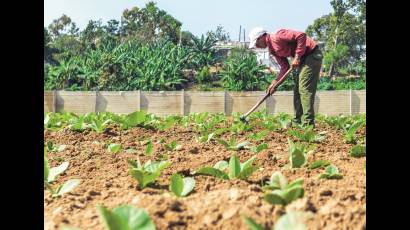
45, 110, 366, 230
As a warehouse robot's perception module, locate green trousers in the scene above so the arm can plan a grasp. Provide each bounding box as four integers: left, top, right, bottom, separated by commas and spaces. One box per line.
293, 48, 323, 126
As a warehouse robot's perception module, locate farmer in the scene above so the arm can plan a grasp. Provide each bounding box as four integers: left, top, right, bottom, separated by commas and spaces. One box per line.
248, 28, 323, 127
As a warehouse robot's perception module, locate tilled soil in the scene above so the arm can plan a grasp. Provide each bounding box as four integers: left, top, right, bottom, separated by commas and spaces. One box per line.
44, 121, 366, 230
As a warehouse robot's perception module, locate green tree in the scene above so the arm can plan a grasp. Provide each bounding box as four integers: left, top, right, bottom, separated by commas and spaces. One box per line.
180, 31, 195, 46
306, 0, 366, 77
120, 1, 182, 44
207, 25, 230, 42
48, 14, 76, 38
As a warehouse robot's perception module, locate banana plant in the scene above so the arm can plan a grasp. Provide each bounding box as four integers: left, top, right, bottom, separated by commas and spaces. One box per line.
220, 48, 269, 91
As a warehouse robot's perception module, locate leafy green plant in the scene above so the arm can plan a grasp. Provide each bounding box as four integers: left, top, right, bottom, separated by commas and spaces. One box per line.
217, 136, 249, 151
164, 140, 182, 151
47, 141, 66, 152
44, 113, 65, 131
276, 113, 292, 129
320, 165, 343, 179
47, 161, 69, 183
248, 130, 269, 141
250, 143, 268, 153
145, 140, 153, 156
243, 216, 264, 230
195, 155, 258, 180
114, 111, 147, 130
288, 139, 307, 168
308, 160, 331, 170
157, 116, 176, 131
88, 115, 111, 133
44, 148, 81, 197
98, 204, 156, 230
322, 115, 349, 130
128, 159, 170, 189
196, 66, 213, 84
274, 211, 308, 230
169, 173, 195, 197
108, 143, 122, 153
287, 125, 325, 143
244, 211, 308, 230
344, 121, 363, 144
230, 120, 253, 134
349, 145, 366, 157
68, 114, 88, 132
262, 120, 281, 131
263, 172, 304, 205
197, 132, 215, 143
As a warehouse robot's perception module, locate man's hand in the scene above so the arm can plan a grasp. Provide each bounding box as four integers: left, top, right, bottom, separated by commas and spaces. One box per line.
263, 67, 274, 74
266, 80, 278, 95
291, 57, 300, 68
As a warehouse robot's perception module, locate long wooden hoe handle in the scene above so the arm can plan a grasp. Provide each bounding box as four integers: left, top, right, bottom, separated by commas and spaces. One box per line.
241, 67, 294, 119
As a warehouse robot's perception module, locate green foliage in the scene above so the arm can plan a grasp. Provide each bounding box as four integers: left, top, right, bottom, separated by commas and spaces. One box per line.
220, 48, 270, 91
243, 216, 264, 230
308, 160, 331, 170
274, 211, 308, 230
263, 172, 304, 205
189, 34, 217, 69
344, 121, 363, 144
287, 125, 326, 143
145, 140, 153, 156
98, 204, 156, 230
306, 0, 366, 77
169, 174, 195, 197
128, 159, 170, 189
47, 161, 69, 183
44, 148, 81, 197
47, 141, 67, 152
250, 143, 268, 153
288, 139, 308, 168
248, 130, 269, 141
320, 164, 343, 179
349, 145, 366, 157
195, 155, 258, 180
108, 143, 122, 153
164, 140, 182, 151
196, 66, 213, 84
217, 136, 250, 151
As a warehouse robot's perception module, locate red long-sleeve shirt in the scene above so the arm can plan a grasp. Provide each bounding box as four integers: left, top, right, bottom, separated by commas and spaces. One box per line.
266, 29, 317, 82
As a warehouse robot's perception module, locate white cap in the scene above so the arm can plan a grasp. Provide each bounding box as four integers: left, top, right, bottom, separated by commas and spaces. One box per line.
248, 27, 267, 49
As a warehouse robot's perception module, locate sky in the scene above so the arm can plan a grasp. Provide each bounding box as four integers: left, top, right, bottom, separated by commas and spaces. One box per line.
44, 0, 333, 41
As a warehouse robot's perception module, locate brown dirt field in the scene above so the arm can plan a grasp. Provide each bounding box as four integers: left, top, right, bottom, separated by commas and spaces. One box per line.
44, 121, 366, 230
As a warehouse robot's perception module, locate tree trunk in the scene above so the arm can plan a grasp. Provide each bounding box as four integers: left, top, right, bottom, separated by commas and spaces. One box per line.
329, 24, 339, 78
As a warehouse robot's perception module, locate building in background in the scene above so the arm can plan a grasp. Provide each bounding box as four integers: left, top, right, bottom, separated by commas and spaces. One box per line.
214, 41, 280, 71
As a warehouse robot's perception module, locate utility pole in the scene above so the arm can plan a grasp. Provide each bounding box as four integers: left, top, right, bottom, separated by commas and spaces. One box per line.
179, 30, 182, 46
243, 28, 245, 45
239, 25, 242, 42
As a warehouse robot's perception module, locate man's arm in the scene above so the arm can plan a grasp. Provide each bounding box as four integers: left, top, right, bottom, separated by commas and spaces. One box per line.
266, 55, 290, 95
273, 55, 290, 84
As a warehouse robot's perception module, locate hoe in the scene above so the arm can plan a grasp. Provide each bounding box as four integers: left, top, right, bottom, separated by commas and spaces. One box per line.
239, 67, 294, 123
